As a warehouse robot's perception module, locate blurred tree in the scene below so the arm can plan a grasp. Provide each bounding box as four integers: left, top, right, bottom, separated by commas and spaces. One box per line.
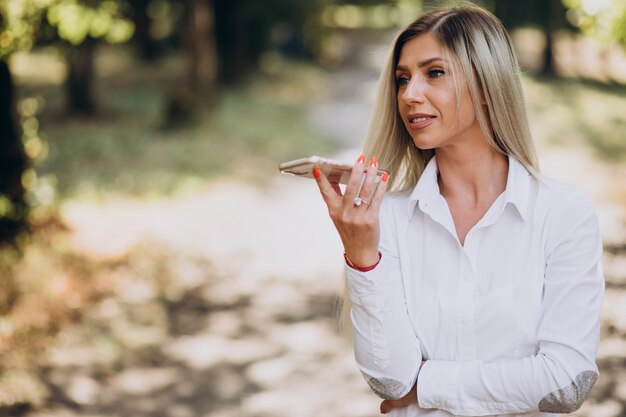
44, 0, 135, 114
0, 1, 42, 245
165, 0, 325, 124
0, 0, 134, 244
492, 0, 626, 76
0, 60, 28, 245
492, 0, 566, 75
165, 0, 217, 124
213, 0, 324, 84
1, 0, 135, 116
562, 0, 626, 47
129, 0, 160, 60
543, 0, 566, 76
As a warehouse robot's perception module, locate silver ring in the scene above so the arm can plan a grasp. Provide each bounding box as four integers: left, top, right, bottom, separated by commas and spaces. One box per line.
353, 196, 368, 207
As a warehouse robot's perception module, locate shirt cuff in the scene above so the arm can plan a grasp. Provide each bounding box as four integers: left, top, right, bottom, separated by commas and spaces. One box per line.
417, 360, 460, 411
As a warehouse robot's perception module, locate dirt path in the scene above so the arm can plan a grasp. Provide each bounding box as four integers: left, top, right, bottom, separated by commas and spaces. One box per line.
25, 36, 626, 417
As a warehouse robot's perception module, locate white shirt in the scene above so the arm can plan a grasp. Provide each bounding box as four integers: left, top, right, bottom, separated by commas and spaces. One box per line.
346, 155, 604, 417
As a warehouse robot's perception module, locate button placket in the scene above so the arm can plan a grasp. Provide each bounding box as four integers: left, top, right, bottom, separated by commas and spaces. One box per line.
457, 248, 477, 359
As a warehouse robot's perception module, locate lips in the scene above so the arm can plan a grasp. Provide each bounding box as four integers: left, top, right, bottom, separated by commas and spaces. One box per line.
407, 113, 435, 130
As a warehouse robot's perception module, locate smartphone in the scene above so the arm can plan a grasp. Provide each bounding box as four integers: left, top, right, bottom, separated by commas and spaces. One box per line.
278, 155, 387, 185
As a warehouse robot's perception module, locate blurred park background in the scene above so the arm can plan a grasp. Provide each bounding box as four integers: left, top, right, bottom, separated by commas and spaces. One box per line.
1, 0, 626, 416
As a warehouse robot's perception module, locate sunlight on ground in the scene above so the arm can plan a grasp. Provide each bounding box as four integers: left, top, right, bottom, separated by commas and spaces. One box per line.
61, 176, 345, 281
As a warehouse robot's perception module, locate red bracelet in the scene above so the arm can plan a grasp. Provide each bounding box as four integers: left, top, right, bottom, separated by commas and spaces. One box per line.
344, 251, 382, 272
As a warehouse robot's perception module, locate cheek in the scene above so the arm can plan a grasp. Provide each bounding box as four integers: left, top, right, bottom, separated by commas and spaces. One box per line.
442, 93, 474, 126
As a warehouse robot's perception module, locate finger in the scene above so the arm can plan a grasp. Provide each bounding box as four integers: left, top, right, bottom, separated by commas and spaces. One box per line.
343, 154, 366, 200
313, 166, 342, 209
329, 180, 342, 196
380, 399, 400, 414
368, 170, 389, 213
357, 156, 379, 207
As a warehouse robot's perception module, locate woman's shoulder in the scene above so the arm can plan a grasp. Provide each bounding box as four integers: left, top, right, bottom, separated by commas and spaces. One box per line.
536, 174, 595, 208
534, 174, 598, 227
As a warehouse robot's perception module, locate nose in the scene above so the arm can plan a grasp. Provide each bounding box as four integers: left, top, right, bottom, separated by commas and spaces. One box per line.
400, 77, 426, 104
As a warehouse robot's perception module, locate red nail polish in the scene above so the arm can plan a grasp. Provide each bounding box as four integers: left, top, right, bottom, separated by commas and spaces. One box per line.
382, 172, 389, 182
357, 154, 366, 164
370, 157, 378, 167
313, 168, 320, 179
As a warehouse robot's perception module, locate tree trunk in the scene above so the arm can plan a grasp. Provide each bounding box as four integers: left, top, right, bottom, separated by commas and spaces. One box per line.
214, 0, 247, 85
190, 0, 218, 98
0, 60, 28, 244
131, 0, 160, 60
540, 0, 565, 76
165, 0, 218, 124
65, 38, 96, 115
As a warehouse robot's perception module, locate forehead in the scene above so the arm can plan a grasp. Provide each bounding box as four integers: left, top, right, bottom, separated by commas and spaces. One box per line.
397, 32, 449, 66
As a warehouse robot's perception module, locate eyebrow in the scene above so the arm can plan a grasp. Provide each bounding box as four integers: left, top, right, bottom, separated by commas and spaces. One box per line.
395, 57, 448, 71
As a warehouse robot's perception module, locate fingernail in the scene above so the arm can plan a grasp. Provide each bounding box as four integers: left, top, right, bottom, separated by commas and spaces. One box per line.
382, 172, 389, 182
357, 154, 366, 164
369, 157, 378, 167
313, 168, 320, 179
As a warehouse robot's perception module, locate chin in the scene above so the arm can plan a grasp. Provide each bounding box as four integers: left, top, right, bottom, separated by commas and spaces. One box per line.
411, 138, 438, 151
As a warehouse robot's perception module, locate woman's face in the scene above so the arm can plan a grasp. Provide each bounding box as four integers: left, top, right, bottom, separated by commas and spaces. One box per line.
395, 33, 481, 150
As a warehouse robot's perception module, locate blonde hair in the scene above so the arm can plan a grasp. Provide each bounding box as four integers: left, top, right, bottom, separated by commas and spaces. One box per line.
364, 5, 539, 191
337, 5, 539, 337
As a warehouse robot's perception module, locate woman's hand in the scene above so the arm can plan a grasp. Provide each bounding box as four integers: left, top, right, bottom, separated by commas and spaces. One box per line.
379, 382, 417, 414
379, 360, 425, 414
313, 154, 389, 267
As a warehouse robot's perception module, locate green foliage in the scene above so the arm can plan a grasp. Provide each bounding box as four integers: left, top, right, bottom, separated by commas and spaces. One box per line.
47, 0, 134, 45
0, 0, 134, 59
562, 0, 626, 46
0, 0, 49, 58
321, 3, 422, 29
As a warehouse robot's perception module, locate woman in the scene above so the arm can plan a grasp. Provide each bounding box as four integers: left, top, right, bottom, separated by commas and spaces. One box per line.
313, 5, 604, 417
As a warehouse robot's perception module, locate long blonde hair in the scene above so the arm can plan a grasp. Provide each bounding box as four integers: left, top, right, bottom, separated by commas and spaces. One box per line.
364, 5, 539, 191
337, 5, 540, 336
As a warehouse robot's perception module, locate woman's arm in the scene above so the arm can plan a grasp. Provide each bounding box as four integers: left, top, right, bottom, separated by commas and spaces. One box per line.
415, 188, 604, 416
313, 155, 423, 401
346, 199, 423, 400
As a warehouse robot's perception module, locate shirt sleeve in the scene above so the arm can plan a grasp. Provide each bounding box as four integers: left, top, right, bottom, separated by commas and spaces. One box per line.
417, 187, 605, 416
346, 196, 423, 400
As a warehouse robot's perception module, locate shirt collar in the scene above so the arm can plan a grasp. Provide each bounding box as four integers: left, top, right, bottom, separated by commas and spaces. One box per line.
407, 155, 439, 218
503, 155, 531, 221
407, 154, 531, 221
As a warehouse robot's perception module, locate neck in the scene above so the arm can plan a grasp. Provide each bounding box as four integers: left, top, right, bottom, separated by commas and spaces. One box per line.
435, 144, 508, 207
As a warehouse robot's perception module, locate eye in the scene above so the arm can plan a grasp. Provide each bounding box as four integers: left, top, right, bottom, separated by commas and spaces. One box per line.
395, 75, 409, 87
428, 68, 445, 78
